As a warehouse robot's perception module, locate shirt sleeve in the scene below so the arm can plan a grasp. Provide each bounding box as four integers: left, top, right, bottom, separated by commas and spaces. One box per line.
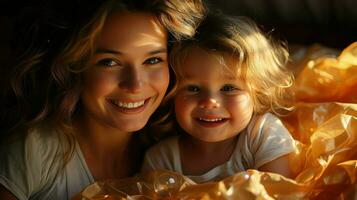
248, 113, 296, 169
141, 137, 179, 173
0, 133, 42, 200
0, 128, 61, 200
141, 150, 158, 173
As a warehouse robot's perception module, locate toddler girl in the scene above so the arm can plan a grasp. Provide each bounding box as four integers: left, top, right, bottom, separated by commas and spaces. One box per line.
142, 13, 296, 183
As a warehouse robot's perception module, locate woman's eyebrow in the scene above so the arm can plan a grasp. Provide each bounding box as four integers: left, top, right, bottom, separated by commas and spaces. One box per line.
94, 48, 167, 55
147, 48, 167, 55
95, 48, 122, 55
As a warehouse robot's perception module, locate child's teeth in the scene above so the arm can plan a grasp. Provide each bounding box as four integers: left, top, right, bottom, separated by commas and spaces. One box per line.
199, 118, 223, 122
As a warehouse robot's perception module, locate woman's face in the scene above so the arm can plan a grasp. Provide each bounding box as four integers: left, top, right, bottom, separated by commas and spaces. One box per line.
81, 12, 169, 132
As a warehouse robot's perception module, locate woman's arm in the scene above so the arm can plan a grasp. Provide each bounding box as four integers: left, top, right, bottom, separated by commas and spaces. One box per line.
0, 185, 18, 200
258, 154, 294, 179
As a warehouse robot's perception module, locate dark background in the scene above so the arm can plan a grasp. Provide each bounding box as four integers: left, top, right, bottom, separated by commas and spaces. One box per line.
0, 0, 356, 82
205, 0, 356, 48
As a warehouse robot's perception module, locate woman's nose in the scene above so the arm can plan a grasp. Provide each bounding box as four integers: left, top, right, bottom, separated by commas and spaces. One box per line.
199, 96, 220, 109
118, 66, 144, 93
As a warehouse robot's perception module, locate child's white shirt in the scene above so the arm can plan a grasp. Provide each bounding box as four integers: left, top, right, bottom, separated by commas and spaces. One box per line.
142, 113, 296, 183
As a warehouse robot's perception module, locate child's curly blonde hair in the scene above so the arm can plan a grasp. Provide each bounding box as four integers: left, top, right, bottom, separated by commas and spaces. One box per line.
168, 13, 293, 115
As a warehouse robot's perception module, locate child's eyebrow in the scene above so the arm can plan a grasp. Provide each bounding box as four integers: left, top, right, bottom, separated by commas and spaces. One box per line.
178, 78, 196, 85
226, 76, 239, 80
179, 73, 238, 81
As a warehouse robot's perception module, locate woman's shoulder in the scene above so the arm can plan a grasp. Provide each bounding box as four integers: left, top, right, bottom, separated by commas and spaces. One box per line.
0, 123, 67, 199
1, 122, 64, 157
28, 123, 63, 146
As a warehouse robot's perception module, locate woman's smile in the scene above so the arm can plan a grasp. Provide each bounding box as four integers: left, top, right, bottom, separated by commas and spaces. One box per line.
107, 97, 151, 114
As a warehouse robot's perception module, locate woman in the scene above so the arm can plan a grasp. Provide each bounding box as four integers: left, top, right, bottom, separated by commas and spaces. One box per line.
0, 0, 204, 199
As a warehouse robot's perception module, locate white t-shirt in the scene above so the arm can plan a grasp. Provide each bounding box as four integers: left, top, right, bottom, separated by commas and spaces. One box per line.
142, 113, 296, 183
0, 124, 94, 200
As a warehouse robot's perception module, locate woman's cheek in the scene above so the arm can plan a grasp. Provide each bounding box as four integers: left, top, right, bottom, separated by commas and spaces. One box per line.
84, 71, 119, 96
149, 65, 170, 92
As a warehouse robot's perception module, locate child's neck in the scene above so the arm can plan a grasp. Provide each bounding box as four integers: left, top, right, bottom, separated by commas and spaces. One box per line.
179, 134, 237, 176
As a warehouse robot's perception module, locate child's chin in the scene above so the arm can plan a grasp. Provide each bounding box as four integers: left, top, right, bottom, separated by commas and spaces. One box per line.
196, 136, 229, 143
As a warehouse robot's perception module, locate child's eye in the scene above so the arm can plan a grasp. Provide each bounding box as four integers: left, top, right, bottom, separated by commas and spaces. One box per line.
186, 85, 200, 92
144, 57, 163, 65
221, 84, 238, 92
97, 58, 120, 67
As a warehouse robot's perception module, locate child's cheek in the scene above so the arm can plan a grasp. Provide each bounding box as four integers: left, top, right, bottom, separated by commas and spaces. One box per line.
239, 92, 253, 106
174, 94, 191, 113
230, 92, 254, 114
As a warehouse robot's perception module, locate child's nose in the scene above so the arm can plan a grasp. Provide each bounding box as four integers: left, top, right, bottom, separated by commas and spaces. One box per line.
199, 97, 220, 109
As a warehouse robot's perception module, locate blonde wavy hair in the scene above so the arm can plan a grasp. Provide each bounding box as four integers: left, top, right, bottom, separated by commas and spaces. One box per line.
5, 0, 205, 160
167, 13, 293, 116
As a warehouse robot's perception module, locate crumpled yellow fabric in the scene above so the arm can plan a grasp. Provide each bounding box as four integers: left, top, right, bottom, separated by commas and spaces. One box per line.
291, 42, 357, 103
73, 42, 357, 200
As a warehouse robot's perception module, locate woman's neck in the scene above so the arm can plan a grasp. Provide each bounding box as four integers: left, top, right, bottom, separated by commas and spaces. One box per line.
74, 114, 132, 152
72, 114, 141, 180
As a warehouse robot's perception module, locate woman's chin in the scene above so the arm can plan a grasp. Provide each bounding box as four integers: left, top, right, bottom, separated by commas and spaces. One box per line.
114, 121, 148, 133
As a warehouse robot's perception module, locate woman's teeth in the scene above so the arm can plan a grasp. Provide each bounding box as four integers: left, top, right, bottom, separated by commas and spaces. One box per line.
112, 100, 145, 108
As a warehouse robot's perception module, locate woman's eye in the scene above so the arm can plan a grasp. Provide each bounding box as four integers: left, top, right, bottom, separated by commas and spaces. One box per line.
186, 85, 200, 92
221, 85, 238, 92
97, 59, 119, 67
144, 57, 162, 65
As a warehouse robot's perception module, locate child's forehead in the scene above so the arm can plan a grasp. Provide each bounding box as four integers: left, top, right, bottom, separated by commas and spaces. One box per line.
179, 68, 246, 88
179, 46, 240, 77
185, 46, 238, 64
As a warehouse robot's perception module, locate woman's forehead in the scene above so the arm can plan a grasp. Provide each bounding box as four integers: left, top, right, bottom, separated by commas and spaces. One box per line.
97, 12, 167, 53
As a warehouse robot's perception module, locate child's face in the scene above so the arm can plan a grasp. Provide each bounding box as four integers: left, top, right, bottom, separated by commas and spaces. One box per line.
81, 12, 169, 132
174, 47, 254, 142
